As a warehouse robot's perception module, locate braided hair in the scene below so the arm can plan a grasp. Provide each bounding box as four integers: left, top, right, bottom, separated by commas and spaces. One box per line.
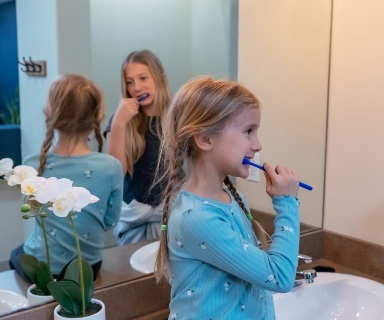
38, 74, 104, 175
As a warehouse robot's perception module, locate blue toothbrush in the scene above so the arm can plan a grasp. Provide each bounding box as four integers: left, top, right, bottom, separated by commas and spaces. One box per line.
137, 93, 149, 102
242, 158, 313, 191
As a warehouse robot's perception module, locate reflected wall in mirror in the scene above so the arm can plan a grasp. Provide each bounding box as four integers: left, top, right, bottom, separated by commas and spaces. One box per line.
91, 0, 239, 118
236, 0, 331, 230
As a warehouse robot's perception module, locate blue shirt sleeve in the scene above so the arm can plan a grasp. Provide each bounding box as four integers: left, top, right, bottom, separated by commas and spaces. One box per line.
103, 158, 123, 229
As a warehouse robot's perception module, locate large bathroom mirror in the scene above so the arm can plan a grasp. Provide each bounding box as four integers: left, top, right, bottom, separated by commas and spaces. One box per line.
0, 0, 330, 315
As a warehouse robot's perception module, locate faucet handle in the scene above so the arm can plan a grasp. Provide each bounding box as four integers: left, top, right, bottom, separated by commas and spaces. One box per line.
296, 269, 317, 283
298, 253, 313, 264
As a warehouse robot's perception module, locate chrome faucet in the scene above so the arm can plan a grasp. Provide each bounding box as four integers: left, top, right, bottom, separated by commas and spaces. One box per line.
298, 253, 313, 264
294, 254, 317, 287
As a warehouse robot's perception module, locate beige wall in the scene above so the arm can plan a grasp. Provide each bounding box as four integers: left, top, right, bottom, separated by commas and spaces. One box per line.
238, 0, 384, 247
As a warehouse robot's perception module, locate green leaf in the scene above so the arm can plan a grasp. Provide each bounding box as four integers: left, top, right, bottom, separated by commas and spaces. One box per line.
19, 254, 54, 295
82, 259, 94, 304
19, 254, 39, 284
49, 258, 94, 316
56, 258, 74, 282
47, 280, 83, 316
36, 261, 54, 295
64, 259, 94, 304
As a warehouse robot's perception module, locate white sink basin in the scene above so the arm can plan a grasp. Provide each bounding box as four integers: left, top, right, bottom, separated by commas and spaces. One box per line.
130, 241, 159, 274
0, 289, 29, 316
274, 272, 384, 320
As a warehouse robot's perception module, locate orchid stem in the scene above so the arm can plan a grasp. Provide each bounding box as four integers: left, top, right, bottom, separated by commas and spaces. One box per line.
39, 213, 51, 274
67, 214, 85, 317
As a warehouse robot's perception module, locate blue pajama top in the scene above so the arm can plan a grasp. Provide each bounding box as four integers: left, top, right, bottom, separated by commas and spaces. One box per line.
167, 189, 300, 320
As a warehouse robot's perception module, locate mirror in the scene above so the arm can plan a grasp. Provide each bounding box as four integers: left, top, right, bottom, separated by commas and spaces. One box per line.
0, 0, 239, 261
0, 0, 330, 314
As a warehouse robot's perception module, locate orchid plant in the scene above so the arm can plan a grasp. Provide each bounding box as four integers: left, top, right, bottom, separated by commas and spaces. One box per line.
1, 158, 100, 317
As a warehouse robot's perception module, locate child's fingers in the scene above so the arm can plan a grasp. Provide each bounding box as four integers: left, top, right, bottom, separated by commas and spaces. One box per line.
263, 163, 299, 198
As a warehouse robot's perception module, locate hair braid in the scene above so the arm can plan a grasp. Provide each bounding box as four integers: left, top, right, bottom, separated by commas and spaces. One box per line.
37, 126, 55, 176
94, 124, 103, 153
155, 147, 185, 282
224, 176, 270, 249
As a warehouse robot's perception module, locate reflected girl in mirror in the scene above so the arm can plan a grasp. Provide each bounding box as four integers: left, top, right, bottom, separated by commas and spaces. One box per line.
9, 74, 123, 281
104, 50, 171, 245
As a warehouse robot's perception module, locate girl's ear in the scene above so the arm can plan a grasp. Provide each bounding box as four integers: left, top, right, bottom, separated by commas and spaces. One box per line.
194, 133, 212, 151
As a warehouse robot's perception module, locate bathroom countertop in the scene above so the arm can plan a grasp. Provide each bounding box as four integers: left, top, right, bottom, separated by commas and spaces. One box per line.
0, 240, 156, 296
2, 234, 384, 320
94, 240, 157, 289
99, 234, 384, 291
299, 258, 384, 285
0, 240, 170, 320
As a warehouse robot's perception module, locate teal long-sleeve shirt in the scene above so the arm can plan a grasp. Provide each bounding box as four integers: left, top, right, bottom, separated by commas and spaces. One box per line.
167, 190, 300, 320
23, 152, 123, 274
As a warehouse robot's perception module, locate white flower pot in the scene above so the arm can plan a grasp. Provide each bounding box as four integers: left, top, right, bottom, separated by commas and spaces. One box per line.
27, 284, 54, 307
53, 298, 105, 320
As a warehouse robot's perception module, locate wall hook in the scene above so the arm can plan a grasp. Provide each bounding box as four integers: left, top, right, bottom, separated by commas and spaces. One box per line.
17, 57, 46, 77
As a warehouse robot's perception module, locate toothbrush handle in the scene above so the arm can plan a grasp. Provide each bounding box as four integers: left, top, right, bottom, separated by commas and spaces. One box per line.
298, 182, 313, 191
244, 159, 313, 191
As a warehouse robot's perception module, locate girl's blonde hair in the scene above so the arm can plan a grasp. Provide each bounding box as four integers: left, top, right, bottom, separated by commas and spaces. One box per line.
155, 76, 269, 281
120, 50, 171, 175
38, 74, 105, 175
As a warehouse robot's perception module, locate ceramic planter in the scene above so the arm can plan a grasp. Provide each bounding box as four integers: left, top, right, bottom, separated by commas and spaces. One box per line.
27, 284, 54, 307
53, 298, 105, 320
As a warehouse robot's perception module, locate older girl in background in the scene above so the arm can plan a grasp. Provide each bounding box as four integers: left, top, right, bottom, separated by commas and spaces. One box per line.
156, 77, 301, 319
9, 74, 123, 280
105, 50, 171, 245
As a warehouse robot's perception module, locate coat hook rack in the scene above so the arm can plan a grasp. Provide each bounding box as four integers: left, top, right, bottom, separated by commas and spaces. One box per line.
17, 57, 46, 77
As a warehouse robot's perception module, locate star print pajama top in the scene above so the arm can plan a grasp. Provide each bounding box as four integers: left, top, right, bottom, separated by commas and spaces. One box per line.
167, 189, 300, 320
23, 152, 123, 274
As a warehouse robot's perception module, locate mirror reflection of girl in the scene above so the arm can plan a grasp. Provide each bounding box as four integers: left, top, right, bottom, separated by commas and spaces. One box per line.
9, 74, 123, 281
104, 50, 171, 245
155, 77, 301, 319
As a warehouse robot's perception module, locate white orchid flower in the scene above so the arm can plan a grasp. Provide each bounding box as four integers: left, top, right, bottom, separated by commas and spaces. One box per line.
20, 176, 47, 197
34, 177, 73, 204
50, 197, 75, 217
48, 186, 99, 217
67, 187, 99, 212
53, 178, 74, 200
0, 158, 13, 176
6, 165, 38, 186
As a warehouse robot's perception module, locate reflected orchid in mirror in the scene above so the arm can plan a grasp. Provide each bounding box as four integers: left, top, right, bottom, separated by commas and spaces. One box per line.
0, 158, 14, 176
1, 158, 38, 185
6, 165, 38, 186
1, 158, 99, 218
20, 176, 99, 217
1, 158, 100, 314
